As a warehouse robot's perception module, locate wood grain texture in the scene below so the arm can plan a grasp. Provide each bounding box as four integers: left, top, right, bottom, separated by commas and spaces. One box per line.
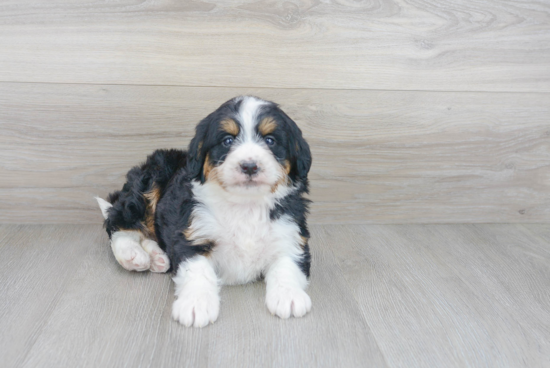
206, 226, 387, 368
2, 224, 549, 367
1, 83, 549, 224
325, 224, 550, 368
4, 224, 386, 368
0, 0, 549, 92
0, 225, 97, 368
18, 228, 205, 368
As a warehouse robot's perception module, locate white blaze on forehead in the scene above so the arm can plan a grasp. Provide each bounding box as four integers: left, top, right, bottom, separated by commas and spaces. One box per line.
238, 96, 268, 143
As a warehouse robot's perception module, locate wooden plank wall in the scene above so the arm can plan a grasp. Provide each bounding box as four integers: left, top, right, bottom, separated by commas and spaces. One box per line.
0, 0, 549, 224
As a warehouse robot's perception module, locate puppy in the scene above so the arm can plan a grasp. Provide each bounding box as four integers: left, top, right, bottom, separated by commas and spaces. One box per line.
96, 96, 312, 327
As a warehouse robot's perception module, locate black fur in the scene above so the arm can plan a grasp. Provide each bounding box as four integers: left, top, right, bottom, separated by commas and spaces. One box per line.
270, 184, 312, 277
103, 149, 186, 238
102, 96, 312, 277
154, 167, 214, 271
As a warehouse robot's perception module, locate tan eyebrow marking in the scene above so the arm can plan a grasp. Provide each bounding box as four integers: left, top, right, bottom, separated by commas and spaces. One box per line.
220, 119, 239, 136
258, 117, 277, 135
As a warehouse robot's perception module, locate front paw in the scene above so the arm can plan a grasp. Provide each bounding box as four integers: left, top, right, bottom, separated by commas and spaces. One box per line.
266, 286, 312, 319
172, 291, 220, 328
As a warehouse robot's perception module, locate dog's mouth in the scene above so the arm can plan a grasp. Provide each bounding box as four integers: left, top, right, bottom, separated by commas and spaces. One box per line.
237, 177, 263, 187
234, 169, 265, 186
243, 180, 262, 187
217, 163, 277, 192
228, 176, 272, 191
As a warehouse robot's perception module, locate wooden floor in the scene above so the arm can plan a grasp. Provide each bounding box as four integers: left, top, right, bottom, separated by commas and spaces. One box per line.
1, 224, 549, 368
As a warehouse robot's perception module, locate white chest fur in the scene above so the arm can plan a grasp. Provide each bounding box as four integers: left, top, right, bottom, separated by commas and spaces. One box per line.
188, 182, 303, 285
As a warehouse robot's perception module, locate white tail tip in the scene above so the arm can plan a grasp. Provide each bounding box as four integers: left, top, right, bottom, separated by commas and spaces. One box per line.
95, 197, 112, 220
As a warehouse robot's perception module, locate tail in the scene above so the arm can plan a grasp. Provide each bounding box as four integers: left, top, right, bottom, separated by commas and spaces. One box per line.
95, 197, 112, 220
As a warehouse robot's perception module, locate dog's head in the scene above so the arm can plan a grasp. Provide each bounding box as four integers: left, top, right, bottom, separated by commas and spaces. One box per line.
186, 96, 311, 196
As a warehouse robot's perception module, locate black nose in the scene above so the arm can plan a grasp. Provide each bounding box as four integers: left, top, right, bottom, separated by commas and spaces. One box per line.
240, 161, 259, 176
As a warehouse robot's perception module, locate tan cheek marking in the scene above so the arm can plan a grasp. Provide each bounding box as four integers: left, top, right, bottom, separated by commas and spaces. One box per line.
300, 236, 309, 249
203, 153, 213, 180
271, 160, 291, 193
220, 118, 239, 136
258, 117, 277, 135
283, 160, 291, 174
208, 166, 227, 188
202, 153, 228, 190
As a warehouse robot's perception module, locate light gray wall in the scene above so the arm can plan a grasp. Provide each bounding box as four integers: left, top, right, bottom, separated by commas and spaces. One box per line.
0, 0, 548, 224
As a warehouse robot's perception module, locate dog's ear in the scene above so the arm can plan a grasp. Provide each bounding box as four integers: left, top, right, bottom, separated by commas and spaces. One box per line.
186, 118, 211, 183
187, 99, 239, 183
281, 111, 312, 181
295, 135, 312, 180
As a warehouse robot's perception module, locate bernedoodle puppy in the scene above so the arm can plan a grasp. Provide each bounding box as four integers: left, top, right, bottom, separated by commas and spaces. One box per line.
96, 96, 312, 327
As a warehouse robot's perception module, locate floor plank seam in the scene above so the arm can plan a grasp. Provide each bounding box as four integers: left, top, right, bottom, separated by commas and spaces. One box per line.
1, 79, 549, 95
15, 288, 68, 368
144, 277, 172, 368
319, 229, 392, 368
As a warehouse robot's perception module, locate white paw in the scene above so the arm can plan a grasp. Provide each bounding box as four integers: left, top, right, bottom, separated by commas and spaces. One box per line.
117, 246, 151, 272
150, 251, 170, 273
141, 239, 170, 273
266, 286, 312, 319
111, 232, 151, 272
172, 291, 220, 328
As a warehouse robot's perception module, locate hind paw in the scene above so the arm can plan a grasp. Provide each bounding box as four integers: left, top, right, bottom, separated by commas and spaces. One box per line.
141, 239, 170, 273
111, 231, 151, 272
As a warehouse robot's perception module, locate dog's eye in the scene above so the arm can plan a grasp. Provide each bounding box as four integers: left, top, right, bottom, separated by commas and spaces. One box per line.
264, 136, 275, 146
222, 136, 234, 147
